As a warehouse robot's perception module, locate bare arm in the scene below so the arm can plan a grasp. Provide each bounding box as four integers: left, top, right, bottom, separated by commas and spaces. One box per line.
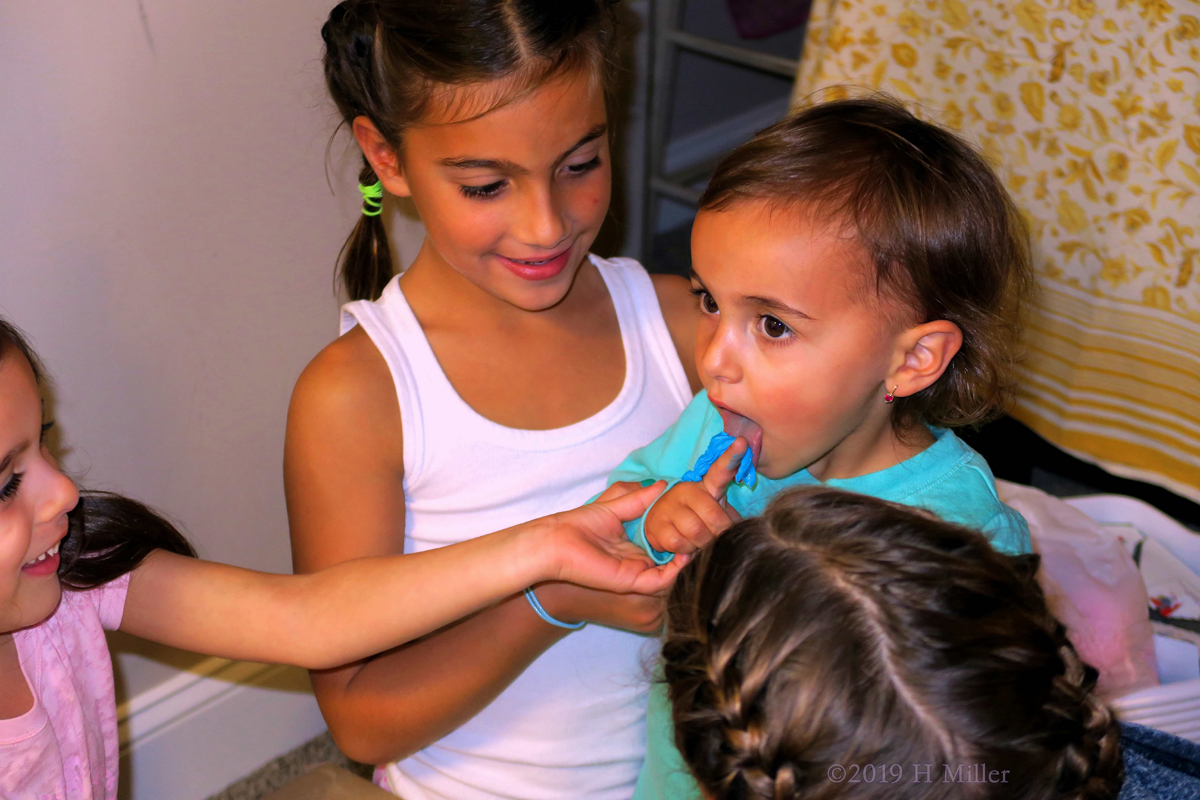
651, 273, 702, 394
118, 485, 671, 670
284, 328, 666, 764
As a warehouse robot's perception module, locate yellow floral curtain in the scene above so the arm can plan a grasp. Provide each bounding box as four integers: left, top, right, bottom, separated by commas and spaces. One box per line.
795, 0, 1200, 501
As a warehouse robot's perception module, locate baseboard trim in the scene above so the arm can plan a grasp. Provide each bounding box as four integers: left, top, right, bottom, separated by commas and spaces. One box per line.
117, 656, 265, 753
117, 658, 328, 800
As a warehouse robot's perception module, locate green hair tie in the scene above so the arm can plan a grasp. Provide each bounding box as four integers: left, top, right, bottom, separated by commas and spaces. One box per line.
359, 181, 384, 217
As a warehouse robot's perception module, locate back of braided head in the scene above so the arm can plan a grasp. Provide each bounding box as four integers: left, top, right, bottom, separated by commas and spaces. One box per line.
321, 0, 624, 300
662, 486, 1123, 800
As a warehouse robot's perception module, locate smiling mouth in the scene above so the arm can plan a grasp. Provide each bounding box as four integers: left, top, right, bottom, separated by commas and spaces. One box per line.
495, 247, 574, 281
24, 542, 60, 567
506, 253, 564, 266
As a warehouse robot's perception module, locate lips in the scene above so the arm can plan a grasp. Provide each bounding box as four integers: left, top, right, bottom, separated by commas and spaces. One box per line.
22, 542, 61, 577
495, 247, 572, 281
716, 407, 764, 466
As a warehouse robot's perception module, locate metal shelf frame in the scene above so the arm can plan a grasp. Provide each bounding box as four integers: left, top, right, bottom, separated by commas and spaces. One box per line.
640, 0, 801, 261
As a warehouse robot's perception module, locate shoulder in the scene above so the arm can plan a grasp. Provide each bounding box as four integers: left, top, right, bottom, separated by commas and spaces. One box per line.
287, 327, 402, 467
648, 273, 696, 335
979, 505, 1032, 554
913, 431, 1032, 553
649, 273, 701, 392
19, 577, 126, 659
63, 574, 131, 631
290, 327, 397, 423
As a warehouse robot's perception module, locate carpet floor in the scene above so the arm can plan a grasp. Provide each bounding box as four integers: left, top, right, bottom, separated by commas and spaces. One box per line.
204, 732, 372, 800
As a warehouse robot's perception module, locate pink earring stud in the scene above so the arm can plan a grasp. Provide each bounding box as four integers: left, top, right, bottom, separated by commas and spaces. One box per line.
884, 385, 898, 404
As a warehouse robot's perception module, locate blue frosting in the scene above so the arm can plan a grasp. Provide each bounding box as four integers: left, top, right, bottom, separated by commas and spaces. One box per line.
679, 431, 757, 487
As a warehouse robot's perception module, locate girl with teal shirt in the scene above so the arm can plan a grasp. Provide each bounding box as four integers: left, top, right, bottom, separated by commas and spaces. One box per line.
596, 98, 1036, 800
612, 389, 1029, 563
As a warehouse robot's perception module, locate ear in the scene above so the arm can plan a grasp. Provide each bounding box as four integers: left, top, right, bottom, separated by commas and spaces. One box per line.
352, 116, 412, 197
888, 320, 963, 399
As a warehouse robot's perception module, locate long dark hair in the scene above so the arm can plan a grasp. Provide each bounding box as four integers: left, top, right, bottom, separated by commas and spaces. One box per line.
321, 0, 624, 301
0, 318, 195, 590
663, 487, 1123, 800
701, 97, 1033, 432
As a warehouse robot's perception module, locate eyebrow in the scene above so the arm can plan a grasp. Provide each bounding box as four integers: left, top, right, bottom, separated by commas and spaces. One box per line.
438, 124, 607, 174
689, 272, 814, 321
744, 295, 814, 321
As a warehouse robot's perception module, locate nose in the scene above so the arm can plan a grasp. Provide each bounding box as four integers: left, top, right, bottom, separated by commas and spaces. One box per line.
513, 183, 569, 250
699, 319, 742, 385
39, 445, 80, 524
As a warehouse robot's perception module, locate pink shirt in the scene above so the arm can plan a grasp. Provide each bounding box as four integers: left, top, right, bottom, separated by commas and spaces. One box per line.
1, 574, 129, 800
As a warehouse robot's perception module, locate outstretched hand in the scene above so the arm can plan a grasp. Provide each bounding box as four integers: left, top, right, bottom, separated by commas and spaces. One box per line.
542, 481, 686, 595
644, 437, 745, 556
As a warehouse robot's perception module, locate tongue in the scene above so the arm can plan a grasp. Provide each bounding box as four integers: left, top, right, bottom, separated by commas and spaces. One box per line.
718, 409, 764, 466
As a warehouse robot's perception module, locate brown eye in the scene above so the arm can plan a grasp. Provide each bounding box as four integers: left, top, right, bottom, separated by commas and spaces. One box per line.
700, 292, 718, 314
762, 316, 790, 338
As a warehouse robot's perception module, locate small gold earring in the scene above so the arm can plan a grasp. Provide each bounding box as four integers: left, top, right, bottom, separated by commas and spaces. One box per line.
884, 385, 898, 404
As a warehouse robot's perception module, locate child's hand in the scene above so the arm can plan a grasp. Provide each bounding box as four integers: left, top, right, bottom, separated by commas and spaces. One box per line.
645, 437, 746, 556
540, 480, 685, 596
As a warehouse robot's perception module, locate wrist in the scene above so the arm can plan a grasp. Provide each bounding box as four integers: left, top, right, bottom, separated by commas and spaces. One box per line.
507, 518, 562, 588
531, 582, 581, 625
524, 586, 585, 630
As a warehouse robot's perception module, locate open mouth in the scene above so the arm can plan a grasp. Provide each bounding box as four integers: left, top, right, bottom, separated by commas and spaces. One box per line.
717, 407, 764, 466
22, 542, 61, 576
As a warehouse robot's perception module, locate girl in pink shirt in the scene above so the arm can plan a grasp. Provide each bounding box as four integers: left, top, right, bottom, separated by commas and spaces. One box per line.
0, 317, 676, 799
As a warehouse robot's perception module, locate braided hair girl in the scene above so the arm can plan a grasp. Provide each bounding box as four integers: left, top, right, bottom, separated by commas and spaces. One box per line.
663, 486, 1125, 800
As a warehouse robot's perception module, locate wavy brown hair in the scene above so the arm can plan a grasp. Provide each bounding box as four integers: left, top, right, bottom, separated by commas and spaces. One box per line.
700, 97, 1032, 431
322, 0, 625, 301
663, 487, 1122, 800
0, 317, 196, 590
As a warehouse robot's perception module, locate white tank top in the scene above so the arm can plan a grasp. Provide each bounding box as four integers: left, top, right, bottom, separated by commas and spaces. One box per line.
339, 255, 692, 800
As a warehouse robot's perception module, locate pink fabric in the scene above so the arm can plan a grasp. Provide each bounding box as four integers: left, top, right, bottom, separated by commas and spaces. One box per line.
0, 574, 130, 800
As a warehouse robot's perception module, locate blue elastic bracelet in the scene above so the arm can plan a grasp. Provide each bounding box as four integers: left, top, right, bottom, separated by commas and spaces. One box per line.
524, 587, 585, 630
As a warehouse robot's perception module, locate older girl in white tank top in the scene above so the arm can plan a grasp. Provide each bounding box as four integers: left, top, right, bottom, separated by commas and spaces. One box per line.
341, 256, 691, 798
287, 3, 699, 799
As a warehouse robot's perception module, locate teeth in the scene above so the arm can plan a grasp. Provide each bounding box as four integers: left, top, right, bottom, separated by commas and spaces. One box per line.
23, 542, 60, 567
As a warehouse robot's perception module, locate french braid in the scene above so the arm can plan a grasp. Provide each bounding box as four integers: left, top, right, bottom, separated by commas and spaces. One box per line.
663, 487, 1124, 800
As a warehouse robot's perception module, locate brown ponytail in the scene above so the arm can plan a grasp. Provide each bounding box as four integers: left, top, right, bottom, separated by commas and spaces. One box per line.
337, 160, 393, 302
59, 491, 197, 590
664, 487, 1124, 800
320, 0, 624, 300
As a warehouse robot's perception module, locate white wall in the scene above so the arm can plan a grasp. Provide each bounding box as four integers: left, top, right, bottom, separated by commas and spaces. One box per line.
0, 1, 422, 796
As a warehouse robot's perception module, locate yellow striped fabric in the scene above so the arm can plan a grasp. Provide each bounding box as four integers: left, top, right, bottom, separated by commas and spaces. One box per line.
794, 0, 1200, 502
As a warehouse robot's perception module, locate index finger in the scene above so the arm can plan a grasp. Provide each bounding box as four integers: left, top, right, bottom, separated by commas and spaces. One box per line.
702, 437, 748, 500
594, 480, 667, 523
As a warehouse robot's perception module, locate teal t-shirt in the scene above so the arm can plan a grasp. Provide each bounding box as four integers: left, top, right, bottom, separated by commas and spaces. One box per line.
606, 390, 1030, 800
